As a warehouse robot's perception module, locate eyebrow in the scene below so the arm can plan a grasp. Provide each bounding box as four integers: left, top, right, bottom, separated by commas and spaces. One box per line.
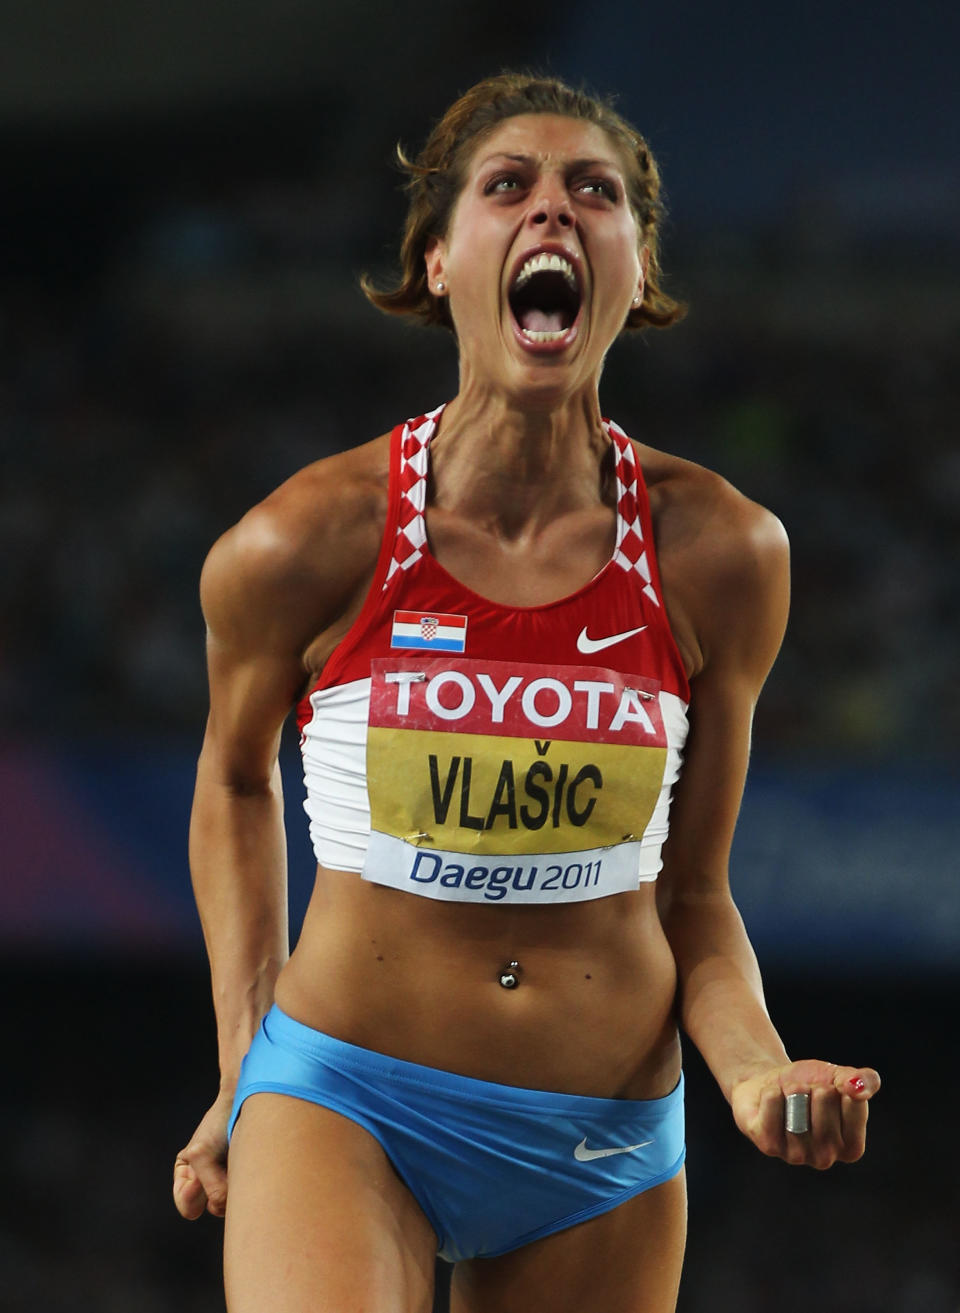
478, 151, 624, 174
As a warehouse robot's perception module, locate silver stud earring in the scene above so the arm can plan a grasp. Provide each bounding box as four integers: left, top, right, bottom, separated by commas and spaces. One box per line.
435, 281, 446, 293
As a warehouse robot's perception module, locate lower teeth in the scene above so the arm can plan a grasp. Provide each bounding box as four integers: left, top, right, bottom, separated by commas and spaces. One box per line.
522, 329, 567, 342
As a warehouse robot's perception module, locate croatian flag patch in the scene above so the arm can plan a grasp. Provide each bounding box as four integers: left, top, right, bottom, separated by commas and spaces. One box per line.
390, 610, 468, 653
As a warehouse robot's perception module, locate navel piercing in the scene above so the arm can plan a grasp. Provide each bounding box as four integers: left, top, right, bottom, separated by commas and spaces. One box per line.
499, 961, 522, 990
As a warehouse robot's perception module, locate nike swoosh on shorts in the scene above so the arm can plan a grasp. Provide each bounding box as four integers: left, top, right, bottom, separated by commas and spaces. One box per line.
573, 1137, 654, 1162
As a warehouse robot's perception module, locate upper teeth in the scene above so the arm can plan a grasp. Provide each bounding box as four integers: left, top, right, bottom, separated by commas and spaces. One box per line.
513, 252, 577, 292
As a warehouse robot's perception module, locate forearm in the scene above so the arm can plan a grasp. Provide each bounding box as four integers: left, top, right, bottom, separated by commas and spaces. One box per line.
189, 751, 290, 1092
663, 890, 789, 1102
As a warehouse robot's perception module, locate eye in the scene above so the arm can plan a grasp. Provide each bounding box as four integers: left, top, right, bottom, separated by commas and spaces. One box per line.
577, 177, 619, 201
484, 173, 525, 196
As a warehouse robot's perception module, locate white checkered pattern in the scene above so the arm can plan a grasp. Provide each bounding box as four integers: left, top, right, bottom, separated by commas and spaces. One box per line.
605, 418, 660, 607
384, 406, 443, 588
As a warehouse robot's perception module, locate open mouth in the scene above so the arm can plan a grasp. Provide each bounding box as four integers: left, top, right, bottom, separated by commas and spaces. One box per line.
508, 252, 582, 345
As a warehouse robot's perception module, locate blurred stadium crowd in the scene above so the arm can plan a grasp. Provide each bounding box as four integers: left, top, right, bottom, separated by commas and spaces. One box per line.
1, 90, 957, 1313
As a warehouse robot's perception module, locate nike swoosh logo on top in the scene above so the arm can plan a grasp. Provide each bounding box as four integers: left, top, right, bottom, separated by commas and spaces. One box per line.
576, 625, 648, 654
574, 1137, 654, 1162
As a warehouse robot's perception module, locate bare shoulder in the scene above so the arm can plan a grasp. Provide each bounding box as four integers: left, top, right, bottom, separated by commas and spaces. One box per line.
640, 443, 788, 579
201, 433, 392, 656
634, 440, 790, 683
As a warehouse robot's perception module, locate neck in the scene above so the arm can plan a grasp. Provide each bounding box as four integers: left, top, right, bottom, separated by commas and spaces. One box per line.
430, 385, 611, 538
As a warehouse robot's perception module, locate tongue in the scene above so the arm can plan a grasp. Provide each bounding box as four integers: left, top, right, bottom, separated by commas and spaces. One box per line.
520, 308, 565, 333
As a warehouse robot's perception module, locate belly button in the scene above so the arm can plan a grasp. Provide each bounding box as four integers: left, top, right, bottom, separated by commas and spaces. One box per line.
498, 960, 522, 989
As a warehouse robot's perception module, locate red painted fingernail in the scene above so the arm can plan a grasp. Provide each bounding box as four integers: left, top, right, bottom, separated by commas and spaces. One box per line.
849, 1076, 866, 1093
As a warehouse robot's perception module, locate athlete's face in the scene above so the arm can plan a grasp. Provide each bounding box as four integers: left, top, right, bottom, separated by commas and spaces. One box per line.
425, 114, 647, 403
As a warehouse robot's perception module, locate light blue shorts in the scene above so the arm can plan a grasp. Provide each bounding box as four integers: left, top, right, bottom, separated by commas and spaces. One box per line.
229, 1005, 685, 1263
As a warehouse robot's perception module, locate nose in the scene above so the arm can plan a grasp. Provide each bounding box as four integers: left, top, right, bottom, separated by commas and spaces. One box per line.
528, 179, 574, 229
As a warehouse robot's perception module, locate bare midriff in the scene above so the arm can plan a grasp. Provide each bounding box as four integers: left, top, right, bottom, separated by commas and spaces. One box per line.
274, 867, 682, 1102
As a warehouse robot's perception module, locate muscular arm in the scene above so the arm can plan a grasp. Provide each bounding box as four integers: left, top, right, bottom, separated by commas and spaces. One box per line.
657, 490, 791, 1097
174, 443, 387, 1219
655, 473, 878, 1165
189, 522, 307, 1092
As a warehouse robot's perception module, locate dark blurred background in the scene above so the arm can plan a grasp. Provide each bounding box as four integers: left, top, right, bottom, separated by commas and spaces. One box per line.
1, 1, 957, 1309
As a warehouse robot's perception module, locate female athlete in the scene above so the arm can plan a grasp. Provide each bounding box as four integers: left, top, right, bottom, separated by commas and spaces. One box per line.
173, 72, 880, 1313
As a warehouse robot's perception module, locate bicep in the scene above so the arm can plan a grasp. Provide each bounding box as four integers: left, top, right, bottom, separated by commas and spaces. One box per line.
659, 505, 790, 906
201, 642, 305, 788
197, 521, 316, 787
657, 665, 756, 909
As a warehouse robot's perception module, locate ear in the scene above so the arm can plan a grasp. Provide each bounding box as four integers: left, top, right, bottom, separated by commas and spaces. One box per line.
629, 246, 650, 312
424, 235, 447, 294
638, 244, 650, 295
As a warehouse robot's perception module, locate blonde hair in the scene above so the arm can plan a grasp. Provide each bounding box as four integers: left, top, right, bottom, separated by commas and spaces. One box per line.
361, 71, 686, 333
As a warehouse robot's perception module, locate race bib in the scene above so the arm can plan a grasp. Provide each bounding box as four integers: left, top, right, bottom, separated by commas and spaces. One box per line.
363, 656, 668, 903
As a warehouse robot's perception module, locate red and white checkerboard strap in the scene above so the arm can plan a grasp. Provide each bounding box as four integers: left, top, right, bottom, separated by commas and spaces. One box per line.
384, 406, 445, 590
384, 409, 658, 607
603, 419, 660, 607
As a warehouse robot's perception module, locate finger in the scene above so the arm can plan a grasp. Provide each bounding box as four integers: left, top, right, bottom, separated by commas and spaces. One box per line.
808, 1084, 844, 1170
173, 1159, 208, 1220
838, 1093, 871, 1163
832, 1066, 881, 1101
195, 1158, 229, 1219
778, 1073, 818, 1164
754, 1082, 788, 1159
174, 1149, 228, 1220
204, 1181, 228, 1219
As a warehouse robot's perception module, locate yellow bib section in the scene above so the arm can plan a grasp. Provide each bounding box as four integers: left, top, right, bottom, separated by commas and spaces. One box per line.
367, 727, 668, 857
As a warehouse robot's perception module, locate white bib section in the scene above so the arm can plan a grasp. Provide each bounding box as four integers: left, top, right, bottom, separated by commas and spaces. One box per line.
300, 678, 372, 874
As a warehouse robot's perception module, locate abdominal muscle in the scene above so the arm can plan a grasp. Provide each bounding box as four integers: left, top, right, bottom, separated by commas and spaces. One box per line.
274, 865, 682, 1102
